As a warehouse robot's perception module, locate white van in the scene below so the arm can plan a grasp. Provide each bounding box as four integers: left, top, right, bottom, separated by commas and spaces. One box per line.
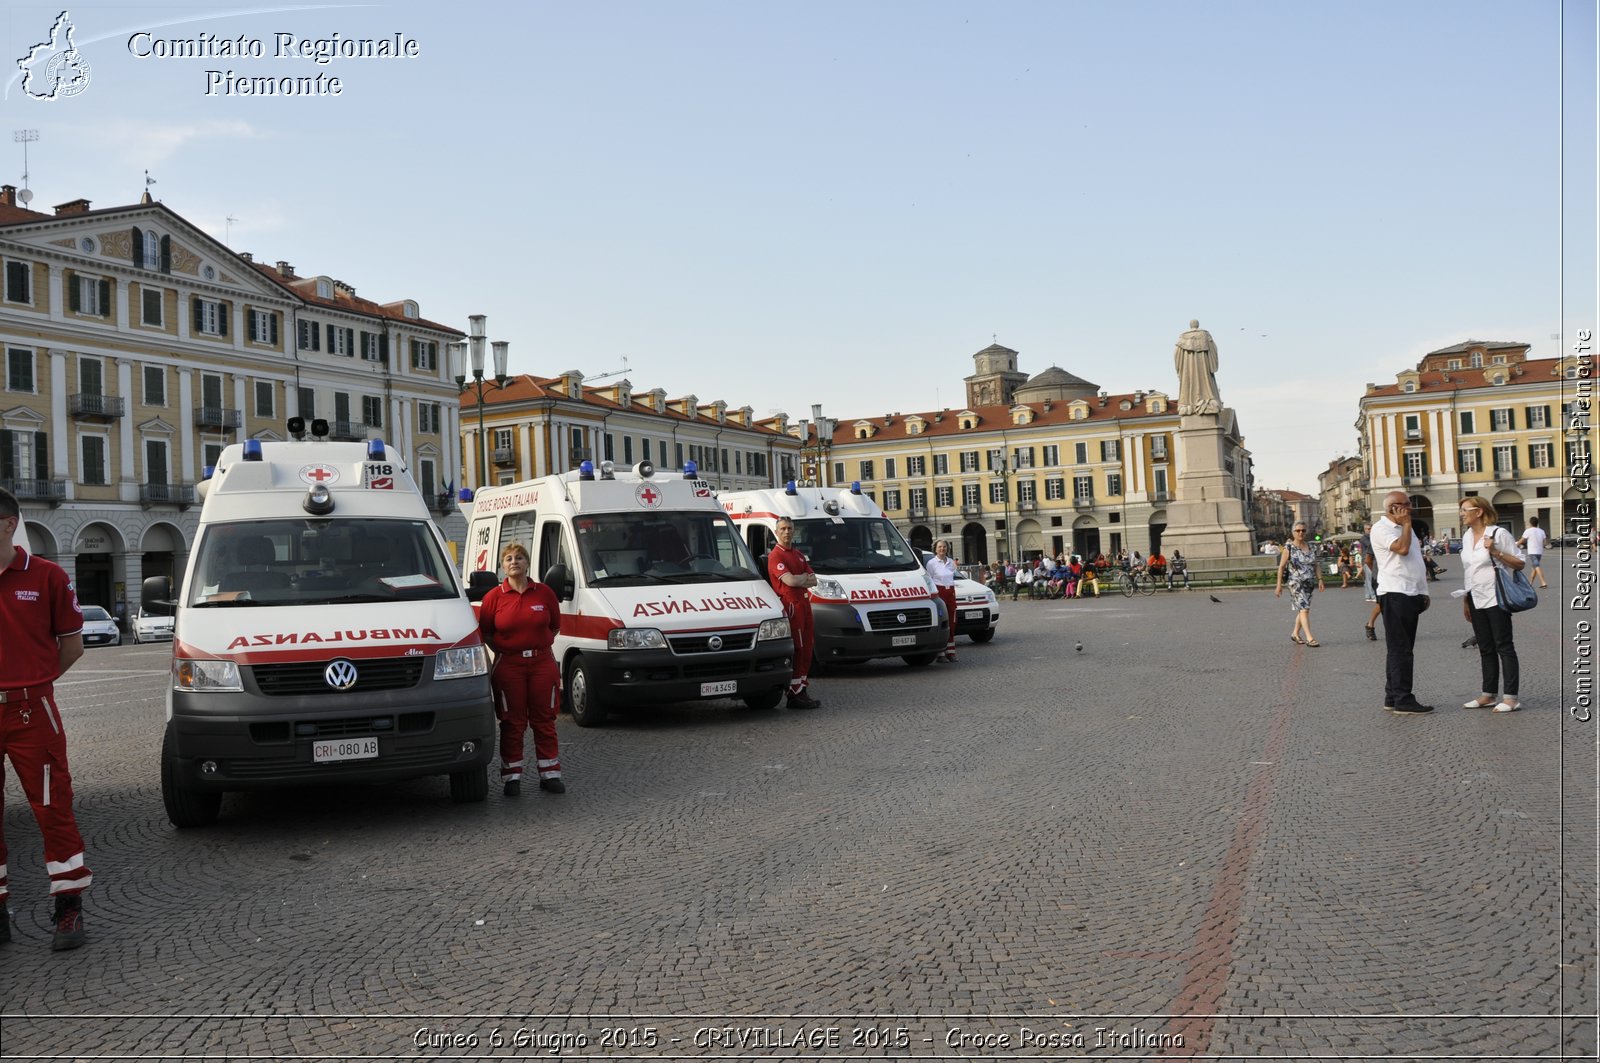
145, 428, 495, 827
718, 483, 948, 667
463, 460, 792, 726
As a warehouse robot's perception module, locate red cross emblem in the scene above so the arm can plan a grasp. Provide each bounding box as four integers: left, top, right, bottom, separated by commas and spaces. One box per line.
308, 467, 334, 482
880, 578, 892, 588
298, 464, 340, 486
635, 483, 662, 509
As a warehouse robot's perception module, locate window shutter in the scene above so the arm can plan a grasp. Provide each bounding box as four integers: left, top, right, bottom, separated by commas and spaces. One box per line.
98, 279, 110, 315
34, 431, 48, 480
192, 297, 203, 332
379, 334, 388, 363
159, 236, 171, 274
326, 323, 334, 352
68, 276, 80, 312
218, 303, 228, 336
0, 430, 11, 478
131, 228, 144, 266
1458, 411, 1470, 433
269, 314, 279, 346
1507, 409, 1516, 430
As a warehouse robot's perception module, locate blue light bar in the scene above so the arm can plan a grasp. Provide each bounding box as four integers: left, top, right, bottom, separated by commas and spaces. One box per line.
850, 481, 862, 494
579, 460, 596, 481
202, 465, 215, 480
458, 487, 475, 503
785, 480, 798, 495
683, 460, 697, 479
367, 438, 386, 461
242, 439, 263, 462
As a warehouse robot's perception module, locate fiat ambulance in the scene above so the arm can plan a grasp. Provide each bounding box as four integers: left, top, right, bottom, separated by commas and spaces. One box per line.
145, 424, 495, 827
718, 482, 948, 667
463, 460, 792, 727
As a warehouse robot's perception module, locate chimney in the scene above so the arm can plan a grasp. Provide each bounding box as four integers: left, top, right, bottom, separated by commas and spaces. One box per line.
238, 251, 253, 262
54, 198, 91, 216
276, 260, 295, 278
1042, 400, 1052, 412
0, 185, 15, 208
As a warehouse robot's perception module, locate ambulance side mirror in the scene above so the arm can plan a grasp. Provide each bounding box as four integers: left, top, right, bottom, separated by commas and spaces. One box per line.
542, 564, 575, 601
141, 575, 175, 613
466, 570, 497, 603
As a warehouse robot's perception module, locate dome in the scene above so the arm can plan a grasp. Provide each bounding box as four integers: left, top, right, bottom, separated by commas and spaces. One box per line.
1014, 365, 1098, 403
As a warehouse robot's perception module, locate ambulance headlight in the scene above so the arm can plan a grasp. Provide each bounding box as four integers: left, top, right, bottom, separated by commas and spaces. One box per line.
608, 628, 667, 650
173, 658, 243, 693
815, 577, 846, 600
434, 645, 488, 680
758, 618, 791, 641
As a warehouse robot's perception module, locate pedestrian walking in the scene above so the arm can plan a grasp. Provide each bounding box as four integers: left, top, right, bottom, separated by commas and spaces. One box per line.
1517, 517, 1550, 589
1275, 522, 1326, 646
925, 539, 960, 663
478, 542, 564, 795
1459, 498, 1525, 713
0, 487, 92, 950
767, 516, 821, 709
1371, 491, 1433, 714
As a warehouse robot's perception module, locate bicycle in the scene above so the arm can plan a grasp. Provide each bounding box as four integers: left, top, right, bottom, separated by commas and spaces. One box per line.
1118, 569, 1157, 597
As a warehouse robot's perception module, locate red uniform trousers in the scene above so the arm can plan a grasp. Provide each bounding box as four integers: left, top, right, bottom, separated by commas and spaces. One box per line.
784, 599, 814, 696
1, 687, 92, 901
935, 585, 958, 658
491, 651, 560, 783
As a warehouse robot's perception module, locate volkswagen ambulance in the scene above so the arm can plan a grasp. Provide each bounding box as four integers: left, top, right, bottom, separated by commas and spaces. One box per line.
463, 460, 792, 727
145, 424, 495, 827
718, 483, 948, 667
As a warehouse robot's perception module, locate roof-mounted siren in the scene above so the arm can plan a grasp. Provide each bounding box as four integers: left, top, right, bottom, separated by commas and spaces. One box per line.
634, 460, 654, 479
286, 417, 306, 441
599, 460, 616, 481
822, 498, 842, 515
850, 481, 862, 495
366, 438, 386, 462
303, 483, 335, 516
784, 479, 798, 496
310, 418, 330, 440
682, 460, 697, 480
242, 439, 264, 462
578, 460, 596, 481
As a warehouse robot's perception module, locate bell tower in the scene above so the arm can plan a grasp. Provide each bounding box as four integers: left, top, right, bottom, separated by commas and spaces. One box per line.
963, 343, 1028, 407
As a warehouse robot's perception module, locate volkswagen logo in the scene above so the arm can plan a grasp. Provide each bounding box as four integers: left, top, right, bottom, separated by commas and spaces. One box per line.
896, 612, 907, 625
707, 635, 724, 651
324, 659, 359, 691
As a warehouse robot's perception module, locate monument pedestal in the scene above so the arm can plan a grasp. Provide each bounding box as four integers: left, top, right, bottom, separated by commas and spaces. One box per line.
1162, 415, 1255, 560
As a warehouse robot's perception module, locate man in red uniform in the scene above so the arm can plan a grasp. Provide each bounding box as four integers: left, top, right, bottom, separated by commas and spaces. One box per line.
767, 517, 821, 709
0, 487, 91, 950
477, 543, 564, 796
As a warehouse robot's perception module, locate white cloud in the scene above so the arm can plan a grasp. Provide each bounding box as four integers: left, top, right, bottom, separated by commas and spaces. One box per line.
78, 119, 265, 166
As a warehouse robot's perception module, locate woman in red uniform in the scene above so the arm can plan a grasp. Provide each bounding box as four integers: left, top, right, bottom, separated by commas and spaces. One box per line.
477, 543, 564, 796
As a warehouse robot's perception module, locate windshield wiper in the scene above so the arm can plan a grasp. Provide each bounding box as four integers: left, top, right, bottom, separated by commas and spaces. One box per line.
193, 598, 265, 607
591, 573, 672, 585
313, 593, 397, 604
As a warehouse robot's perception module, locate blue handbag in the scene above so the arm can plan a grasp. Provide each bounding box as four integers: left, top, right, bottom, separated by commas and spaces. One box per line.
1492, 530, 1538, 613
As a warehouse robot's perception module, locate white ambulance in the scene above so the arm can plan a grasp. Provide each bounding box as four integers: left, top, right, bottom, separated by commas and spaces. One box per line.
462, 460, 793, 726
718, 482, 948, 667
145, 426, 495, 828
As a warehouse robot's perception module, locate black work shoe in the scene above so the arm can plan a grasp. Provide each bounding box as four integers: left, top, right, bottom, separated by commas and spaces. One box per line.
539, 778, 566, 794
51, 895, 86, 952
503, 780, 521, 797
1388, 702, 1435, 715
786, 694, 821, 710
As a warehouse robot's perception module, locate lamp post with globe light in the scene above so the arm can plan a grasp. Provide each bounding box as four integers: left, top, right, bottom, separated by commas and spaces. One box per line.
451, 314, 509, 491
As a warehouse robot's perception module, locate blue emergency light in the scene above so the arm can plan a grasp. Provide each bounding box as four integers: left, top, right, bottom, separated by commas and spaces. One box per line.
683, 460, 697, 479
202, 465, 215, 480
367, 438, 386, 461
458, 487, 475, 503
579, 460, 596, 481
785, 480, 798, 495
850, 481, 862, 494
242, 439, 263, 461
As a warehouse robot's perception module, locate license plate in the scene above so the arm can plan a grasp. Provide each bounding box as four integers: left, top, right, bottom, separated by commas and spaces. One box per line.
963, 609, 985, 620
701, 680, 738, 697
891, 634, 916, 647
312, 736, 379, 763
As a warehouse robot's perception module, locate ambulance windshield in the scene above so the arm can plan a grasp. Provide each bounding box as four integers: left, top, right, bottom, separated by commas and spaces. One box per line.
188, 519, 460, 606
791, 517, 921, 574
574, 512, 762, 586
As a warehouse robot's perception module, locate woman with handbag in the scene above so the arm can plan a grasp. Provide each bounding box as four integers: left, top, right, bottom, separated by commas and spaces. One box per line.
1459, 497, 1526, 713
1275, 522, 1325, 646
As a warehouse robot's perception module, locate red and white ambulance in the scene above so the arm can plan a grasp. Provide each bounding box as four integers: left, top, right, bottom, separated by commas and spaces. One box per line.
146, 426, 495, 827
718, 483, 948, 667
462, 460, 793, 726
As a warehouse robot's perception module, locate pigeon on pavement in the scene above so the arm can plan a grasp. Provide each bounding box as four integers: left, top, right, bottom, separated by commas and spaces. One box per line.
1208, 594, 1222, 603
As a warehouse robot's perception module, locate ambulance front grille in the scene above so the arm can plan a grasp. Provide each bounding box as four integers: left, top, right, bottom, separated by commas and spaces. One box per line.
864, 607, 934, 630
668, 632, 756, 654
251, 656, 425, 696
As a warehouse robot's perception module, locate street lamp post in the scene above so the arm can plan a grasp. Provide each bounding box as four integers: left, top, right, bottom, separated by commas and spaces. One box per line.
451, 315, 509, 491
996, 455, 1012, 563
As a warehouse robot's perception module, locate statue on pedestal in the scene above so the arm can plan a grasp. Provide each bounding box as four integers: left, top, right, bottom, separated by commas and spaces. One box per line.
1174, 319, 1222, 417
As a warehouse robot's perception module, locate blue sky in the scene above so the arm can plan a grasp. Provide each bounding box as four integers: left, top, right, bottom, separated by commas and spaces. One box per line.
2, 0, 1592, 492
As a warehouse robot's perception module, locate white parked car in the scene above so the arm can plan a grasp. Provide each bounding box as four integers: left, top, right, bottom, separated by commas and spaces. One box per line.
80, 605, 122, 647
132, 606, 175, 644
918, 551, 1000, 644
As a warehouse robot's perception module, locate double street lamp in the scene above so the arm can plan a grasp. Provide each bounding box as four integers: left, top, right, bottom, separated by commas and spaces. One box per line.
450, 314, 509, 490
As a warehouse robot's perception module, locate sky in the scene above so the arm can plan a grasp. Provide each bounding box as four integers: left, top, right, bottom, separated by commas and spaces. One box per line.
0, 0, 1593, 493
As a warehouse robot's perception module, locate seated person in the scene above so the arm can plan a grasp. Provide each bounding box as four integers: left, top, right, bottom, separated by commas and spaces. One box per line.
1147, 551, 1167, 578
1078, 567, 1099, 598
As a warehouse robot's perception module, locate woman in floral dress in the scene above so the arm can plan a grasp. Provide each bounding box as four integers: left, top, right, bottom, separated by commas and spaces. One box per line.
1275, 522, 1326, 646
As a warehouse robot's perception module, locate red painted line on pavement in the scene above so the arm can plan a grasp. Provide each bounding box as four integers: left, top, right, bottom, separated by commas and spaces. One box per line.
1159, 651, 1301, 1056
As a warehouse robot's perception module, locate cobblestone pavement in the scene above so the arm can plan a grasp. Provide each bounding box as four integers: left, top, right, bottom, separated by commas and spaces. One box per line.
0, 578, 1593, 1061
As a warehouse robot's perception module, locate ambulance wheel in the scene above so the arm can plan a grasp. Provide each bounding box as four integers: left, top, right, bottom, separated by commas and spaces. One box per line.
449, 766, 488, 803
903, 652, 940, 667
970, 629, 996, 643
742, 688, 784, 711
161, 730, 222, 828
566, 656, 610, 727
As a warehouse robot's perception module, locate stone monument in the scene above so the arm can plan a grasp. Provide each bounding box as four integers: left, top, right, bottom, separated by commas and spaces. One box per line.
1160, 319, 1257, 561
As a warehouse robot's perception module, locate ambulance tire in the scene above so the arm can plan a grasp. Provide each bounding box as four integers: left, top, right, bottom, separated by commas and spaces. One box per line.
742, 688, 784, 711
566, 655, 610, 727
902, 652, 940, 667
970, 629, 996, 643
161, 730, 222, 828
449, 766, 489, 803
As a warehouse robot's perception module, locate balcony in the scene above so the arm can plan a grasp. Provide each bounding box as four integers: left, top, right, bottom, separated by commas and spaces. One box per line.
329, 419, 368, 442
570, 447, 592, 463
960, 503, 983, 519
1074, 497, 1096, 510
139, 483, 195, 509
1498, 468, 1520, 480
429, 491, 454, 515
1149, 490, 1170, 503
2, 477, 67, 505
69, 393, 125, 420
1017, 500, 1038, 514
193, 405, 242, 431
492, 446, 516, 466
1401, 474, 1430, 487
908, 507, 929, 521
